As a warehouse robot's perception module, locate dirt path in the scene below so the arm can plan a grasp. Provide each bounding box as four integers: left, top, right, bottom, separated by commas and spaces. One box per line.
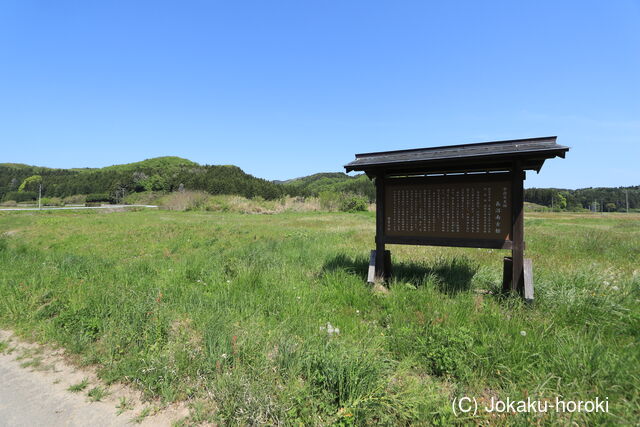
0, 330, 188, 426
0, 354, 130, 426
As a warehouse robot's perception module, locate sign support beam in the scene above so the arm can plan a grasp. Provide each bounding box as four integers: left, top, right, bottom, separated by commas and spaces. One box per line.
374, 172, 387, 281
511, 160, 525, 293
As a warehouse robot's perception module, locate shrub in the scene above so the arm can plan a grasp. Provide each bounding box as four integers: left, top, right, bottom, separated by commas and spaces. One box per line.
339, 194, 368, 212
62, 194, 87, 204
318, 191, 340, 211
123, 191, 164, 206
86, 193, 112, 203
40, 197, 64, 207
3, 191, 37, 202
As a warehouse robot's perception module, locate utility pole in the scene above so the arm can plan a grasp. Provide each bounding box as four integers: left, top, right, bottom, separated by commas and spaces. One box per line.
38, 184, 42, 210
626, 190, 629, 213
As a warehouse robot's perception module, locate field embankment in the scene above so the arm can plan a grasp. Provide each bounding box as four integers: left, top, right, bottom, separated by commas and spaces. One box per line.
0, 210, 638, 424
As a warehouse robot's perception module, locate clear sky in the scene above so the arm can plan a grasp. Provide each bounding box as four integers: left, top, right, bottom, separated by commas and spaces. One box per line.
1, 1, 638, 188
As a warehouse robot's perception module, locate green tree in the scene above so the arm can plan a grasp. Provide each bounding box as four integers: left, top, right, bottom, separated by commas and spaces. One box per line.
140, 174, 167, 192
552, 192, 567, 210
18, 175, 42, 192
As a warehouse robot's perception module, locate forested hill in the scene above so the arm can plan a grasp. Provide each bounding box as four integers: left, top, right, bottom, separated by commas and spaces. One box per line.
0, 157, 283, 201
1, 157, 638, 211
280, 172, 376, 201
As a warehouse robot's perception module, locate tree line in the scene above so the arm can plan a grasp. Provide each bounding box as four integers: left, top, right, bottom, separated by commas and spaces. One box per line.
1, 158, 637, 211
0, 158, 284, 202
525, 186, 639, 212
284, 174, 640, 212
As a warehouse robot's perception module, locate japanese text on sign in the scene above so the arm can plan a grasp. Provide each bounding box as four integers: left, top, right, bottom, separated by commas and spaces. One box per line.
385, 178, 511, 241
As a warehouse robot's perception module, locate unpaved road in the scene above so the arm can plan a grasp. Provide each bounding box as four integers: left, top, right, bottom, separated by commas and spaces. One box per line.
0, 353, 129, 426
0, 331, 186, 426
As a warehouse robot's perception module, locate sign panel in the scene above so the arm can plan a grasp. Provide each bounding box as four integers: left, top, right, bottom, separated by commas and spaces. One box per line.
384, 175, 512, 242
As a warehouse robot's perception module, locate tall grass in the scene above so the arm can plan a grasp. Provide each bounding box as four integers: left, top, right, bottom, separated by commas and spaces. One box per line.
125, 191, 324, 214
0, 210, 638, 424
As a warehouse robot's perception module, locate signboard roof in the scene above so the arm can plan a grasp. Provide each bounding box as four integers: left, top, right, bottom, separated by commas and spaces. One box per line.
344, 136, 569, 175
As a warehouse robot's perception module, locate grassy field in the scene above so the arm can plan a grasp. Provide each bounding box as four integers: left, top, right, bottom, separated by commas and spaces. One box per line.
0, 209, 638, 425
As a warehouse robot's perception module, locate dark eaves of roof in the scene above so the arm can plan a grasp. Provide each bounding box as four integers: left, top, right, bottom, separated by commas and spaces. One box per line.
344, 136, 569, 173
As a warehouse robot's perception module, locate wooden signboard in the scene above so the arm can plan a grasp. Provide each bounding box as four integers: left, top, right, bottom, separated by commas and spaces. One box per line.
383, 174, 513, 249
344, 137, 569, 300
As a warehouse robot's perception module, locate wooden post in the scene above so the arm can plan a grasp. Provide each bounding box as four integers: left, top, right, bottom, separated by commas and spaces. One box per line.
511, 161, 525, 293
523, 258, 534, 302
367, 250, 376, 284
368, 249, 391, 284
375, 172, 386, 280
384, 249, 391, 279
502, 256, 512, 293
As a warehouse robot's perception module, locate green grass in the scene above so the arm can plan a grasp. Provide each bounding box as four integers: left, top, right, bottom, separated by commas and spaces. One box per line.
15, 347, 46, 370
116, 397, 133, 415
87, 386, 108, 401
68, 378, 89, 392
132, 406, 152, 424
19, 356, 44, 370
0, 209, 639, 424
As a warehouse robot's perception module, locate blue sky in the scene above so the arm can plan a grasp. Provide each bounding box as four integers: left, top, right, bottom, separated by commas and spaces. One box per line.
1, 1, 638, 188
